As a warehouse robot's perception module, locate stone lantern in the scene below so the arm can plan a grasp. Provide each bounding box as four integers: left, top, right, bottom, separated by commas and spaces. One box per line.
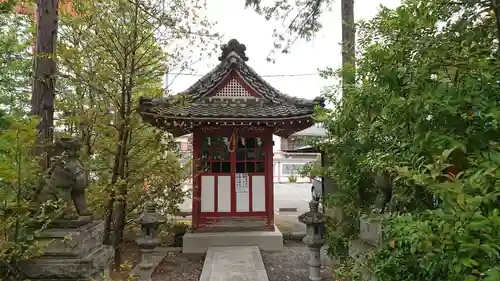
298, 199, 326, 281
136, 200, 166, 281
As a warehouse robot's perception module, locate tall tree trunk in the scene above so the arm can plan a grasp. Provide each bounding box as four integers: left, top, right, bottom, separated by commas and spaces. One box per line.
31, 0, 59, 170
82, 79, 96, 159
112, 120, 130, 267
102, 120, 124, 246
341, 0, 355, 96
103, 81, 129, 246
112, 1, 140, 266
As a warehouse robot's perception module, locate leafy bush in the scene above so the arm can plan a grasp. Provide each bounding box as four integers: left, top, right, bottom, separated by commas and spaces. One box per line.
0, 116, 48, 278
319, 0, 500, 278
375, 151, 500, 281
288, 175, 297, 182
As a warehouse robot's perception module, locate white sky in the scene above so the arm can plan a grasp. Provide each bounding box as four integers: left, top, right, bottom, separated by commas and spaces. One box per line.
166, 0, 401, 100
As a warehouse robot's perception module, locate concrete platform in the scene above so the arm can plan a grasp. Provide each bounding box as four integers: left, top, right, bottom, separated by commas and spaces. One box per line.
183, 227, 284, 254
199, 246, 269, 281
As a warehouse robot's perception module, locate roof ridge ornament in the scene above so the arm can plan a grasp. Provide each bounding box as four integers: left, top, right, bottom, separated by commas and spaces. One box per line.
218, 39, 249, 62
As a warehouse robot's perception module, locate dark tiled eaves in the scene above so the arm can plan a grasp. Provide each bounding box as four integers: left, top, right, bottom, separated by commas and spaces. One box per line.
138, 50, 324, 120
141, 101, 315, 119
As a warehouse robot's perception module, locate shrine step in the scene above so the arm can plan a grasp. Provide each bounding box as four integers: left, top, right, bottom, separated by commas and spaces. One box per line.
183, 227, 284, 254
195, 224, 270, 232
198, 216, 269, 232
199, 246, 269, 281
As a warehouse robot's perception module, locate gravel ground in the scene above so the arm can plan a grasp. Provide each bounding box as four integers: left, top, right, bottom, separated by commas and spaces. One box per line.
152, 251, 205, 281
262, 241, 334, 281
150, 241, 334, 281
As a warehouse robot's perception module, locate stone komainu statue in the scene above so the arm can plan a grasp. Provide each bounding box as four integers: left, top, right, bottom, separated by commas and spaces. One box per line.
35, 136, 92, 220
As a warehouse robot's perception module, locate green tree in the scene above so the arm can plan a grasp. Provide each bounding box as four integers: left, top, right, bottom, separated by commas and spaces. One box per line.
0, 0, 17, 14
0, 114, 48, 279
56, 0, 217, 265
0, 8, 45, 280
320, 0, 500, 279
244, 0, 356, 94
0, 13, 33, 116
244, 0, 333, 52
0, 0, 215, 274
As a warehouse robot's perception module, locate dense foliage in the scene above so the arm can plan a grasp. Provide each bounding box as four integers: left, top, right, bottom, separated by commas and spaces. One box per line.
0, 12, 44, 277
0, 13, 32, 115
320, 0, 500, 280
0, 113, 50, 276
0, 0, 217, 277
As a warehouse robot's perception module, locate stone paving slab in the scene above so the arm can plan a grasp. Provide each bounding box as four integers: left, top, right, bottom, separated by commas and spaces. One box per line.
199, 246, 269, 281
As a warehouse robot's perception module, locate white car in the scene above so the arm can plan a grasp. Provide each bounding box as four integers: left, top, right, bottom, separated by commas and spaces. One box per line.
311, 176, 322, 200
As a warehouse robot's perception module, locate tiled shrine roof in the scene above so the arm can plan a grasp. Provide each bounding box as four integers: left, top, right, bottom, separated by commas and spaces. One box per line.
138, 39, 324, 120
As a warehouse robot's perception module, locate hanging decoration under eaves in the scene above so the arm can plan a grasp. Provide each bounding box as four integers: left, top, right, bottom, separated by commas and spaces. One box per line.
227, 129, 238, 153
160, 119, 311, 127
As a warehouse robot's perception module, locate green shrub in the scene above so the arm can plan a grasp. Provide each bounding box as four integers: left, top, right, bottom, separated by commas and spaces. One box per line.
374, 151, 500, 281
318, 0, 500, 279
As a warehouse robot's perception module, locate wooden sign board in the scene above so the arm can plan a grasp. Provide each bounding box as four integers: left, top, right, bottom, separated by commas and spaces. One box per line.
235, 173, 249, 193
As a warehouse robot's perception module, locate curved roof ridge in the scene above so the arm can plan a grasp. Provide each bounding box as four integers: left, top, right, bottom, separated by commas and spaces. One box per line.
176, 48, 324, 107
233, 58, 323, 106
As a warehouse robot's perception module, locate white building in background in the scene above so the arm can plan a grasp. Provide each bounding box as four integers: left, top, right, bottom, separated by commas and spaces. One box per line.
175, 124, 326, 183
273, 124, 326, 183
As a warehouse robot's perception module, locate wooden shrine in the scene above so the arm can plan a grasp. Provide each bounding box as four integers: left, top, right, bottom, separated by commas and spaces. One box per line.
138, 39, 324, 233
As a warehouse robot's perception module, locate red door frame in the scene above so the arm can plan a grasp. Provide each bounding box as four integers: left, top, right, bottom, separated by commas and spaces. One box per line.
191, 126, 274, 230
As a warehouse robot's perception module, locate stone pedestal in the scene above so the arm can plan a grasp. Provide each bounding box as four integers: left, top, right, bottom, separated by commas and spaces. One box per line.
306, 244, 322, 281
359, 217, 382, 246
348, 216, 382, 281
135, 238, 158, 281
299, 200, 326, 281
132, 200, 166, 281
131, 247, 170, 281
20, 221, 114, 281
320, 245, 340, 266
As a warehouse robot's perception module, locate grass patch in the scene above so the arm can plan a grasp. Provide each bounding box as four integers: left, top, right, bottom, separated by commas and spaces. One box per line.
275, 222, 295, 233
176, 219, 191, 225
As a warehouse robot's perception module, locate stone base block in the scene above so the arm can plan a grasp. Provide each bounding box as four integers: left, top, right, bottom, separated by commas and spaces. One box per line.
348, 238, 375, 261
19, 221, 113, 281
35, 221, 104, 258
183, 226, 284, 253
359, 217, 382, 246
20, 244, 114, 281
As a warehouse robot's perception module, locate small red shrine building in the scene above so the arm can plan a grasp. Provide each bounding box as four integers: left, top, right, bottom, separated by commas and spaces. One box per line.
138, 39, 324, 233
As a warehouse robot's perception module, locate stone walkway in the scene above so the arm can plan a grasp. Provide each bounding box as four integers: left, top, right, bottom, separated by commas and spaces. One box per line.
199, 246, 269, 281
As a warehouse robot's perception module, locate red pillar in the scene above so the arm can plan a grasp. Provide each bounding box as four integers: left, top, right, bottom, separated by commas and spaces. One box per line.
266, 132, 274, 229
191, 131, 200, 231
